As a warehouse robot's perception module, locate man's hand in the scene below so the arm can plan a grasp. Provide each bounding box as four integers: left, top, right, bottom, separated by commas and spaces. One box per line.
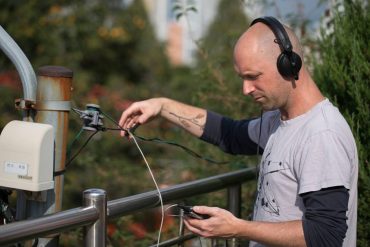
184, 206, 306, 247
119, 98, 164, 137
119, 97, 207, 138
183, 206, 241, 238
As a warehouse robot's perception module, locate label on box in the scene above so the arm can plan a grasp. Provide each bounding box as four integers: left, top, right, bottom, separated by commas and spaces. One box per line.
4, 161, 28, 176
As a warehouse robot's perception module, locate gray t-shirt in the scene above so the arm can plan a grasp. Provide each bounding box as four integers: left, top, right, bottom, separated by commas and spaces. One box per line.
247, 99, 358, 247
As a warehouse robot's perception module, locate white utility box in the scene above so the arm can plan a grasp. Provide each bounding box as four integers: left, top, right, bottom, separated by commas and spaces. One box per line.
0, 120, 54, 191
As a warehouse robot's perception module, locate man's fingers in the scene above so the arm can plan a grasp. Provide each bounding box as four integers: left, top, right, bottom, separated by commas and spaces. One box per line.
192, 206, 216, 216
184, 219, 204, 236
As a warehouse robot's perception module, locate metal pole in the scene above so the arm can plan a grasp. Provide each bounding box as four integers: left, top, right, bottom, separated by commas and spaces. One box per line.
227, 184, 242, 247
83, 189, 107, 247
16, 66, 73, 246
0, 25, 37, 102
178, 208, 185, 247
227, 185, 241, 217
35, 65, 73, 212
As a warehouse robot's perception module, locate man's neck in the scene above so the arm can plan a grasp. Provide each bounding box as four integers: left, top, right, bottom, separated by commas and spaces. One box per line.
280, 76, 324, 121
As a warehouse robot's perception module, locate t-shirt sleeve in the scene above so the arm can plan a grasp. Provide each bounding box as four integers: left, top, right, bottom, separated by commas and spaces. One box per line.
296, 130, 352, 194
200, 111, 259, 155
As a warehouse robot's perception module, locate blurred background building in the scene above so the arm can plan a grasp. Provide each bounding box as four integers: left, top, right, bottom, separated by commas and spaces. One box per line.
142, 0, 263, 66
139, 0, 332, 66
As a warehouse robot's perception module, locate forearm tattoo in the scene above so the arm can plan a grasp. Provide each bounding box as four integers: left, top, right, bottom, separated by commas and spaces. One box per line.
169, 112, 205, 130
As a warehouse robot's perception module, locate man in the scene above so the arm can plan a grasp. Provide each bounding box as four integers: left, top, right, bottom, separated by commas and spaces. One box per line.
119, 17, 357, 247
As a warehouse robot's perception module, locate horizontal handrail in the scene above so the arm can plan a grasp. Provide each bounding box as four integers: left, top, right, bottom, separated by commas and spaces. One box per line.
0, 167, 256, 245
108, 167, 255, 218
0, 206, 98, 245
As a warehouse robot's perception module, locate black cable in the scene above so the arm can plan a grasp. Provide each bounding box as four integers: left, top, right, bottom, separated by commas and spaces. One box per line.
134, 135, 228, 165
66, 128, 84, 163
54, 130, 98, 176
66, 130, 98, 167
256, 109, 264, 179
57, 107, 229, 178
100, 111, 229, 165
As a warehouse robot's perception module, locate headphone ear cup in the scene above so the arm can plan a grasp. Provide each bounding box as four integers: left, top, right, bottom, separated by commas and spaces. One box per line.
277, 52, 302, 79
290, 52, 302, 79
277, 53, 292, 78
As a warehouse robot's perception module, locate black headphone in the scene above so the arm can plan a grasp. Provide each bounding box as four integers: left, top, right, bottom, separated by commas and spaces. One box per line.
250, 16, 302, 80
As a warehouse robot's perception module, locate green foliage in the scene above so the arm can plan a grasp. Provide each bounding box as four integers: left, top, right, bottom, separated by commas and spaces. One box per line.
0, 1, 171, 246
312, 1, 369, 246
193, 0, 255, 117
182, 0, 260, 169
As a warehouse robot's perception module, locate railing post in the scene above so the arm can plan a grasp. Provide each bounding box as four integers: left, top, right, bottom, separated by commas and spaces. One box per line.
83, 189, 107, 247
227, 184, 242, 247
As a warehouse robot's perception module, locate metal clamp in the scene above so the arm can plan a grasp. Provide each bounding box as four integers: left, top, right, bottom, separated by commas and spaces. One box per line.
34, 100, 71, 111
14, 98, 35, 110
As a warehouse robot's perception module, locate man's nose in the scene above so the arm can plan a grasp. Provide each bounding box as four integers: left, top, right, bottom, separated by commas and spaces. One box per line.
243, 80, 256, 95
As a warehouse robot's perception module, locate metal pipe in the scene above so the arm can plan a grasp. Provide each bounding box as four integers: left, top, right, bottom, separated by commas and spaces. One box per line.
227, 184, 242, 247
0, 25, 37, 102
178, 209, 185, 247
84, 189, 107, 247
108, 168, 255, 218
0, 168, 255, 246
34, 65, 73, 212
228, 184, 241, 217
0, 206, 98, 245
15, 65, 73, 246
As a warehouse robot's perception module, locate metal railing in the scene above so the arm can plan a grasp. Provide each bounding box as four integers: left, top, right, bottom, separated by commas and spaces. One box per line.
0, 167, 256, 246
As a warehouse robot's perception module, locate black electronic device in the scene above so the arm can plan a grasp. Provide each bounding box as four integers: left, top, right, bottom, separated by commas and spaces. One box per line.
250, 16, 302, 80
177, 205, 210, 220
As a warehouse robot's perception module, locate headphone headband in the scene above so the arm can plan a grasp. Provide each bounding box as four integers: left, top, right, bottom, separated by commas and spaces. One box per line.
249, 16, 302, 80
250, 16, 292, 53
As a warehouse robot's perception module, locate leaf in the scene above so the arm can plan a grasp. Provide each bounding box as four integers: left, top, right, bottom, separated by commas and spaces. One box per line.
186, 6, 197, 13
172, 5, 183, 12
176, 13, 183, 21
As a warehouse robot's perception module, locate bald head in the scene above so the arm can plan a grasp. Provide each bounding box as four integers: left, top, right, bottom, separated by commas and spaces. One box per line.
234, 22, 303, 75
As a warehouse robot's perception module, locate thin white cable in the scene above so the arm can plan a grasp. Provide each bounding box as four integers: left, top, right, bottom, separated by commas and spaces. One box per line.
128, 131, 164, 247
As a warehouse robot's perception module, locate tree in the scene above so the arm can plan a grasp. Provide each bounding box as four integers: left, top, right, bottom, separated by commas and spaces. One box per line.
179, 0, 260, 171
193, 0, 255, 117
312, 1, 369, 245
0, 1, 173, 245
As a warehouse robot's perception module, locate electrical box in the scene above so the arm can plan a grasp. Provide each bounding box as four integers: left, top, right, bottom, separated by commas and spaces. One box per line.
0, 120, 54, 191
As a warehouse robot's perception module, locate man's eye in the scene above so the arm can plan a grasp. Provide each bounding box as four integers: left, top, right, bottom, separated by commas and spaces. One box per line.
243, 75, 259, 81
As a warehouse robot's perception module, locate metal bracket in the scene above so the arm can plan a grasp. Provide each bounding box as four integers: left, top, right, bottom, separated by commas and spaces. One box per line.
34, 100, 71, 111
14, 98, 35, 110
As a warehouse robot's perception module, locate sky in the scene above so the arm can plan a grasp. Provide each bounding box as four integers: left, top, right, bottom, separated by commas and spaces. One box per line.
266, 0, 327, 19
265, 0, 328, 31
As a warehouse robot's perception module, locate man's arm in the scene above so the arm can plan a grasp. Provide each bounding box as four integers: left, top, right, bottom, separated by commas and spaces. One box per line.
119, 97, 207, 137
184, 186, 349, 247
119, 98, 261, 155
302, 186, 348, 247
200, 111, 260, 155
184, 206, 306, 247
